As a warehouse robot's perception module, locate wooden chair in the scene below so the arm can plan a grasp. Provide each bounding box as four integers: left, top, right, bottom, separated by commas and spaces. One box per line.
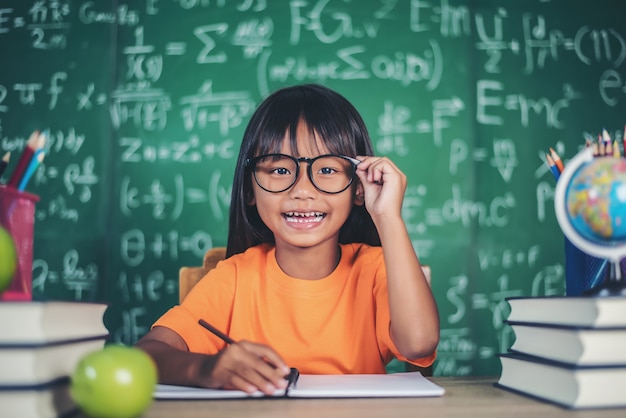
179, 247, 227, 303
178, 247, 433, 375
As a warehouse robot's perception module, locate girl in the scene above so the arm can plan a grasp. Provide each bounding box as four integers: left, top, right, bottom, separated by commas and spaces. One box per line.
136, 84, 439, 395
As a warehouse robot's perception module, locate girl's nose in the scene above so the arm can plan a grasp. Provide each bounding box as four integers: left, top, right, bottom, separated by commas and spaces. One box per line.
289, 165, 316, 197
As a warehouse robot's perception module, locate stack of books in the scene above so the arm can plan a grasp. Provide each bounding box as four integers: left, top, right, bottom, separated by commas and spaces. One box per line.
0, 301, 109, 418
496, 295, 626, 409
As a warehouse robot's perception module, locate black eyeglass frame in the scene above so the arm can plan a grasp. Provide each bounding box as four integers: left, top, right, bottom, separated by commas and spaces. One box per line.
245, 153, 361, 194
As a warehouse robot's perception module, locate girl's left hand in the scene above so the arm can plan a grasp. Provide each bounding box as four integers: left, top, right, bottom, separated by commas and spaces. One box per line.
354, 156, 407, 219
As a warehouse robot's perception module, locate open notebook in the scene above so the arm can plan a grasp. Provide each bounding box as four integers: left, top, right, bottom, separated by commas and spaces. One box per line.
154, 371, 445, 399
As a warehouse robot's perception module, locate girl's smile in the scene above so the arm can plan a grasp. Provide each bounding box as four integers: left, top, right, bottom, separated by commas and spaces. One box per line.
283, 211, 326, 224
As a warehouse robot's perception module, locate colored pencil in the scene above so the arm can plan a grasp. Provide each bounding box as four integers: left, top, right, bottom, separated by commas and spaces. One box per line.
549, 148, 564, 172
622, 125, 626, 156
614, 140, 621, 158
0, 151, 9, 179
545, 153, 560, 180
17, 148, 45, 191
7, 131, 40, 188
602, 128, 611, 143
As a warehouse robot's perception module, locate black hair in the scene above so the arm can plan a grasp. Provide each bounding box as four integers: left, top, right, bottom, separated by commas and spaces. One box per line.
226, 84, 380, 257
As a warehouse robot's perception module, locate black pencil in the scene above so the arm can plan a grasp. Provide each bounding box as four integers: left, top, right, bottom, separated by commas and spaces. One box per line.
198, 318, 236, 344
198, 318, 299, 385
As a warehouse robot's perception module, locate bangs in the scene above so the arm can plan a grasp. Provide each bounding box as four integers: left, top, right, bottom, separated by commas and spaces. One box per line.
251, 86, 360, 157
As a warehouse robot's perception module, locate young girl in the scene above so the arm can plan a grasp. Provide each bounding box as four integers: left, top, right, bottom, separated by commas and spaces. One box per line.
136, 84, 439, 395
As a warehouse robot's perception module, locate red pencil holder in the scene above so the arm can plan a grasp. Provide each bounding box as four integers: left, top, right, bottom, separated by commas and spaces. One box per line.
0, 186, 39, 301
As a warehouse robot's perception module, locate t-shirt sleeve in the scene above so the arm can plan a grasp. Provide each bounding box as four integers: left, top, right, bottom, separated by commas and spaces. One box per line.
372, 257, 437, 368
152, 259, 237, 354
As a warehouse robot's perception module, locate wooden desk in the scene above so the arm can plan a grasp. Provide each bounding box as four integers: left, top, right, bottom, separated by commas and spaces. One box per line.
135, 376, 625, 418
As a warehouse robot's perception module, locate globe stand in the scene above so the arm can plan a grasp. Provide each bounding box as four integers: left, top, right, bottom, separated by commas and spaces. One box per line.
555, 147, 626, 298
584, 260, 626, 296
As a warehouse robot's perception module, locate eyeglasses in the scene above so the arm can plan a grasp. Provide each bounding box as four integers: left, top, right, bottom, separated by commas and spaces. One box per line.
245, 153, 360, 194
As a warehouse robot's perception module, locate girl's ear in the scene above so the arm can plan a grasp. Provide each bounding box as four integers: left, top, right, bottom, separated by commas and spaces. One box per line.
354, 182, 365, 206
246, 192, 256, 206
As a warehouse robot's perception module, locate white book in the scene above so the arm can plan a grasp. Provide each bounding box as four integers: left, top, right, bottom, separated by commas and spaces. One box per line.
0, 336, 107, 386
506, 296, 626, 327
508, 322, 626, 366
497, 353, 626, 409
154, 371, 445, 400
2, 379, 77, 418
0, 301, 109, 344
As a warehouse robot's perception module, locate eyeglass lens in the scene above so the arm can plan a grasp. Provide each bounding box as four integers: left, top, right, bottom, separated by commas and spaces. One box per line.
252, 155, 355, 193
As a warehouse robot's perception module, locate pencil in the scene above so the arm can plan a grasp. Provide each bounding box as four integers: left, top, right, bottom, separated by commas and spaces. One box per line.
622, 125, 626, 156
602, 128, 611, 144
198, 319, 236, 344
17, 148, 45, 191
549, 148, 564, 172
598, 136, 605, 156
0, 151, 10, 179
614, 140, 621, 158
17, 131, 47, 191
198, 318, 298, 384
7, 131, 39, 188
545, 153, 560, 180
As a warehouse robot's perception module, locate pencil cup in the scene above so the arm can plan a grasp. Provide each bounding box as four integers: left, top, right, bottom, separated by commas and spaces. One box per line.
564, 238, 608, 296
0, 186, 39, 301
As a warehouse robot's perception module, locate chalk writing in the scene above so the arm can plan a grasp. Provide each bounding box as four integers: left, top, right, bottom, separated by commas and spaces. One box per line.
2, 0, 625, 378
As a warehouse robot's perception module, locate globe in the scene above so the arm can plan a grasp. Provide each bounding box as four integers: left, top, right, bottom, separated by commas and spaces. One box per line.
554, 147, 626, 295
567, 157, 626, 243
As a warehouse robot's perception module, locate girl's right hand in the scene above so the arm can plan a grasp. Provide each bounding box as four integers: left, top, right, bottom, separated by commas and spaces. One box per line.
204, 340, 291, 395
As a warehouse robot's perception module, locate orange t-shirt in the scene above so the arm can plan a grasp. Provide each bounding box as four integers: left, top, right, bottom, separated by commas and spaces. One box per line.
154, 243, 435, 374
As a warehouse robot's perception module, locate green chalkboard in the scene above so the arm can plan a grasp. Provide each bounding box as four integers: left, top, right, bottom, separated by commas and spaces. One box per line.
2, 0, 626, 376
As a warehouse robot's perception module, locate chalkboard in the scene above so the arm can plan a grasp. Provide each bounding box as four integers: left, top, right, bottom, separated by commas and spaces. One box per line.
2, 0, 626, 377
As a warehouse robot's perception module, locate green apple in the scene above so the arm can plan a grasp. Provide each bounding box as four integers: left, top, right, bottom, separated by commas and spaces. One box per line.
71, 344, 158, 418
0, 226, 17, 294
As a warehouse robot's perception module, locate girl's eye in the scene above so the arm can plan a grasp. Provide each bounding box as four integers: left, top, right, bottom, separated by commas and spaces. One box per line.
319, 167, 336, 175
272, 167, 291, 175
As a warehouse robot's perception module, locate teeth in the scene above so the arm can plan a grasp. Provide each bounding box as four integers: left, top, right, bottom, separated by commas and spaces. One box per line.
285, 212, 324, 217
284, 212, 324, 223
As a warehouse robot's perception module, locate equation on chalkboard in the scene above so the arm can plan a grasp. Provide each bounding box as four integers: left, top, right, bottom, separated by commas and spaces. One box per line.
1, 0, 626, 376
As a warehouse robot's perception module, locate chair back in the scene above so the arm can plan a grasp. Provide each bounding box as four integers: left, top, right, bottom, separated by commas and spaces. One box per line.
179, 247, 226, 303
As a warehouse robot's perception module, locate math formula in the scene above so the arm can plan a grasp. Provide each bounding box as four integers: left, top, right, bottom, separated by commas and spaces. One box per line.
2, 0, 625, 377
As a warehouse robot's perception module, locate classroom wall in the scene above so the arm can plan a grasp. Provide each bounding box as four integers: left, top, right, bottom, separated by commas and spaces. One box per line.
2, 0, 625, 376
